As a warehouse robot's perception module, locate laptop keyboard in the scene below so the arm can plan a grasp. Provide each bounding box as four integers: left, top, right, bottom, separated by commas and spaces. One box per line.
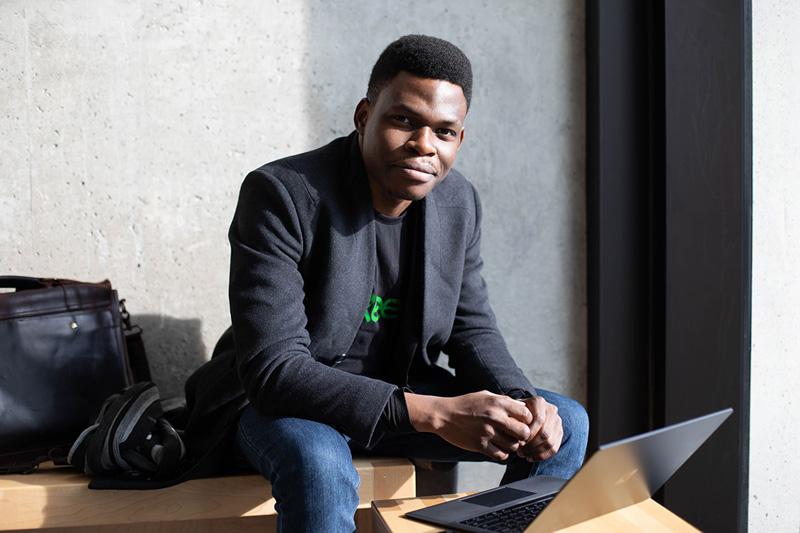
459, 495, 555, 533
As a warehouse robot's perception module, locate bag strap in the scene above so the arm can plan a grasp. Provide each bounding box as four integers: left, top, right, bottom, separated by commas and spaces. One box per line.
120, 299, 152, 382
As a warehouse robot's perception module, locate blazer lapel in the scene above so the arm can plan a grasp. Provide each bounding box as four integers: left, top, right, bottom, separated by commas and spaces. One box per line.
326, 136, 376, 356
421, 194, 443, 348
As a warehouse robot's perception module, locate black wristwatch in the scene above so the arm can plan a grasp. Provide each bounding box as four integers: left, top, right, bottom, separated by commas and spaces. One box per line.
506, 388, 537, 401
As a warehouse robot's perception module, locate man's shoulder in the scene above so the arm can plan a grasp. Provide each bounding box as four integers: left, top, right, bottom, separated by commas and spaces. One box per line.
247, 134, 352, 197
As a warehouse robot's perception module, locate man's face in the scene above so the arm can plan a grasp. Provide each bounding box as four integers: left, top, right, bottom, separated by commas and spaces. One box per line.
354, 71, 467, 217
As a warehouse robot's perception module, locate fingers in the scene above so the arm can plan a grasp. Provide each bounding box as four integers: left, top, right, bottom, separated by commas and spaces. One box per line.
526, 397, 557, 439
479, 393, 533, 442
526, 397, 547, 440
484, 441, 510, 462
528, 424, 554, 448
520, 425, 563, 461
489, 428, 524, 454
502, 397, 534, 425
498, 416, 533, 443
517, 399, 564, 462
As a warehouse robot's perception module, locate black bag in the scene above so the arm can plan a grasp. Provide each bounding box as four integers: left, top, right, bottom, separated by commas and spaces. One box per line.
0, 276, 151, 473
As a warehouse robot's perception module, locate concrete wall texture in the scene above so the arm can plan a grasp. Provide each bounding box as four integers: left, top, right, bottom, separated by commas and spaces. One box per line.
750, 1, 800, 531
0, 1, 585, 490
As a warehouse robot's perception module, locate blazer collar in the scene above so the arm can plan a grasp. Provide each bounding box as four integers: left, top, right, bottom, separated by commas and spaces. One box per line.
420, 192, 443, 348
328, 133, 376, 354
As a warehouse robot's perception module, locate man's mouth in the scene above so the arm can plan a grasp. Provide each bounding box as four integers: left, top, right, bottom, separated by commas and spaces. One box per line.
395, 162, 437, 180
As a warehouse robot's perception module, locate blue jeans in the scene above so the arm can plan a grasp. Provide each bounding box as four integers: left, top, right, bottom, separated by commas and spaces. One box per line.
235, 388, 588, 533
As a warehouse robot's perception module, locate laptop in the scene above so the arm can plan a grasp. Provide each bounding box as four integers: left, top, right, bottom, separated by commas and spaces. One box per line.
406, 408, 732, 533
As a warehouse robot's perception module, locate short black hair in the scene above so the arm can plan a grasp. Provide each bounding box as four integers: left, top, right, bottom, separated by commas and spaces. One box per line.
367, 34, 473, 109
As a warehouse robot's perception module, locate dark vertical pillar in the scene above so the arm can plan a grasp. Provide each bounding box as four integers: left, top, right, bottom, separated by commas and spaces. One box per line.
586, 0, 653, 452
586, 1, 751, 531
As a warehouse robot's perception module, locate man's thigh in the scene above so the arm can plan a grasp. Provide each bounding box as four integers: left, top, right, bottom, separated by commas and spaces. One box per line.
236, 405, 356, 481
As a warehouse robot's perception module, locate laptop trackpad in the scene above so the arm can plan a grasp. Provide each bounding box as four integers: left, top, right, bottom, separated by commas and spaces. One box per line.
463, 487, 535, 507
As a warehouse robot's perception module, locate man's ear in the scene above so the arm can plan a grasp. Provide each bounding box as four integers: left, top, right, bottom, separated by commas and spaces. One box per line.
458, 128, 465, 147
354, 98, 370, 136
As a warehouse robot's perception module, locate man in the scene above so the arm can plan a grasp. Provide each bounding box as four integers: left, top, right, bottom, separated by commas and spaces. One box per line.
198, 35, 588, 532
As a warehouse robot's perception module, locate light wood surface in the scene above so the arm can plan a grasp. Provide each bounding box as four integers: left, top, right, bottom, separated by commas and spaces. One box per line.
0, 457, 415, 532
552, 498, 700, 532
372, 493, 470, 533
371, 494, 700, 533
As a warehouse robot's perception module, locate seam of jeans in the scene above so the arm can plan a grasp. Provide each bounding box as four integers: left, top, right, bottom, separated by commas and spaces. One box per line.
236, 412, 271, 470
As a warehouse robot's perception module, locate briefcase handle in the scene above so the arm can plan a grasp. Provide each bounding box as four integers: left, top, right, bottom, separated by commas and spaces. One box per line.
0, 276, 110, 292
0, 276, 52, 291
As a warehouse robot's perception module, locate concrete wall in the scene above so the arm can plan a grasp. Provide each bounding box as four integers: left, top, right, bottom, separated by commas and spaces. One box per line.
750, 2, 800, 531
0, 1, 585, 490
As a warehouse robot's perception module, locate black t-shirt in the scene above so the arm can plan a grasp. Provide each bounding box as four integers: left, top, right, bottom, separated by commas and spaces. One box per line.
337, 205, 418, 380
336, 204, 419, 434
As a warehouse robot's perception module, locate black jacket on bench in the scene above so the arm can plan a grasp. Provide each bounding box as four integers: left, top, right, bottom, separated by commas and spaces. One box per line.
99, 132, 536, 489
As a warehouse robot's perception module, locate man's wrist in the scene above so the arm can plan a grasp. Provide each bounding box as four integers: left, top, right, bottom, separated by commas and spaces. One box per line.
404, 392, 444, 433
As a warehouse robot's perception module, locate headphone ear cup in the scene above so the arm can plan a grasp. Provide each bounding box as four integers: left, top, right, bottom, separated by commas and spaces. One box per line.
120, 447, 158, 473
152, 418, 185, 478
85, 382, 152, 475
68, 391, 121, 474
84, 391, 133, 475
157, 418, 185, 458
67, 422, 99, 473
95, 392, 121, 422
116, 391, 162, 472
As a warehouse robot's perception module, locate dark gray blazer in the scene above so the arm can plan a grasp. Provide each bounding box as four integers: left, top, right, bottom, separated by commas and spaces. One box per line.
187, 132, 535, 453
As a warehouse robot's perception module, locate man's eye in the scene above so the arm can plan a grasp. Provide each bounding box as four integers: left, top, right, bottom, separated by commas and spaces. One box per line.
436, 128, 457, 138
393, 115, 411, 125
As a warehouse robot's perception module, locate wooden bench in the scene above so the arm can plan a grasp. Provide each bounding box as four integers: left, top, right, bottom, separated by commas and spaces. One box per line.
0, 458, 416, 532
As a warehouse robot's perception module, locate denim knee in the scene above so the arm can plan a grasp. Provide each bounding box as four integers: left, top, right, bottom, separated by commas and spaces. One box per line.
281, 429, 361, 495
238, 409, 359, 490
236, 407, 360, 532
533, 389, 590, 476
557, 395, 589, 448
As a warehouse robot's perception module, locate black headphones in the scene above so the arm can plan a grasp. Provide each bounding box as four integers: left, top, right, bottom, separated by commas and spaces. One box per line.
68, 382, 185, 480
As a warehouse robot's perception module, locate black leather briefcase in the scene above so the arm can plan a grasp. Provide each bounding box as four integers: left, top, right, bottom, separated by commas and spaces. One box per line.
0, 276, 150, 473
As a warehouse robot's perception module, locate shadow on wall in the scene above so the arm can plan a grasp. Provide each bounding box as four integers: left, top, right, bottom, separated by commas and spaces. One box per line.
134, 314, 208, 401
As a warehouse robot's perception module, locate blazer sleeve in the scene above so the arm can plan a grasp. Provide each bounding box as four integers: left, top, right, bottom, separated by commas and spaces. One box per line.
228, 169, 396, 447
442, 184, 538, 397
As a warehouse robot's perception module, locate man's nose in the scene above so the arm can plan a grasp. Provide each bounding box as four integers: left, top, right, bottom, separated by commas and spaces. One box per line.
405, 127, 436, 156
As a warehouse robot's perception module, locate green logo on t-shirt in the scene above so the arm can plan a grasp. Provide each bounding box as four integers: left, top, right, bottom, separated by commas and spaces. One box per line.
364, 294, 400, 324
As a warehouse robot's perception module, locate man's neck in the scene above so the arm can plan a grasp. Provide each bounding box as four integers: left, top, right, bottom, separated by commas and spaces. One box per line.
373, 200, 412, 218
367, 182, 412, 217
